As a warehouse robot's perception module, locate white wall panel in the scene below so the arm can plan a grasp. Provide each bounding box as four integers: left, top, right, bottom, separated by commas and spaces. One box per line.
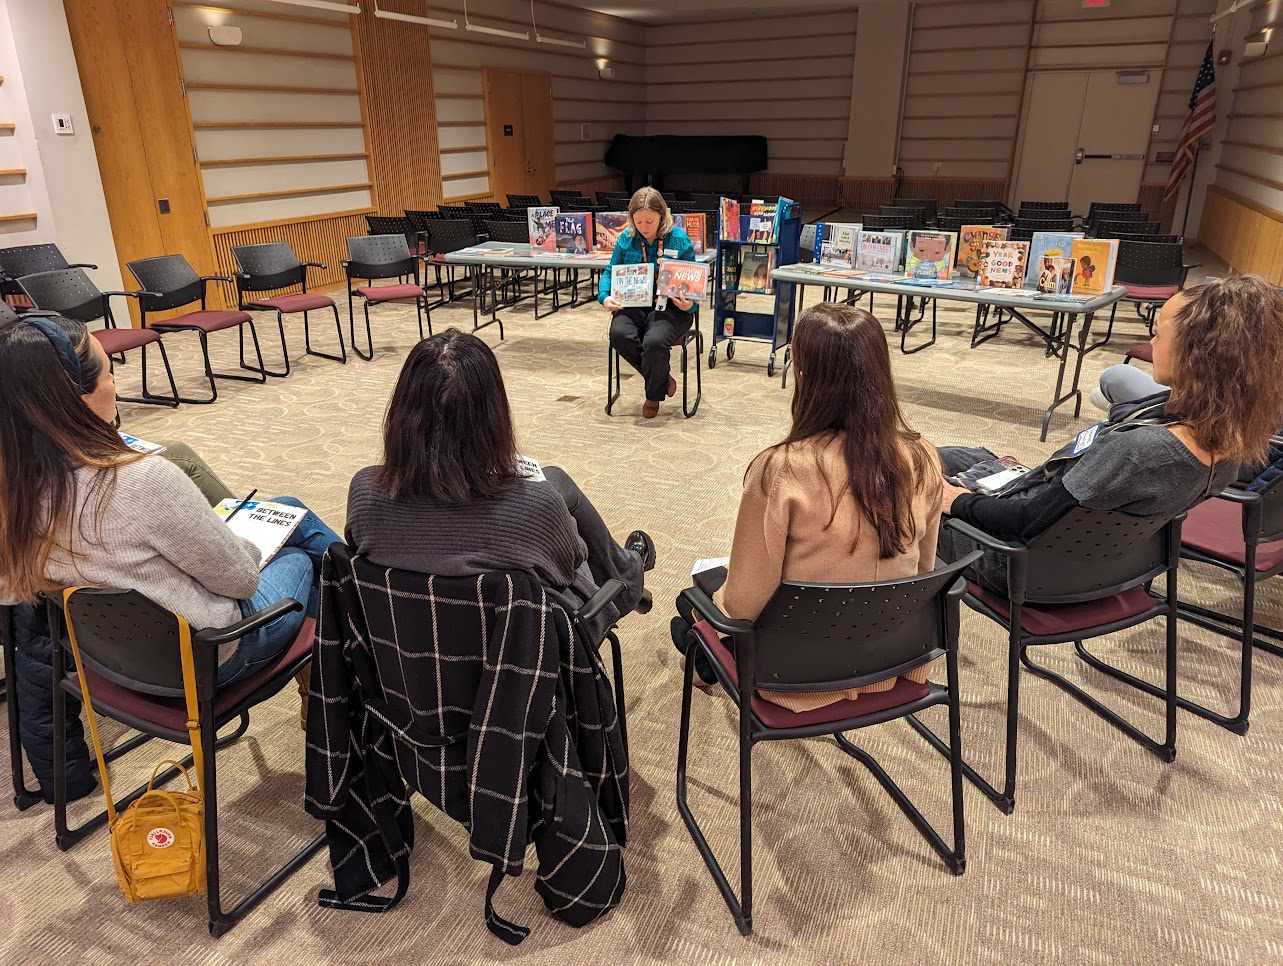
187, 89, 363, 123
208, 187, 372, 227
195, 126, 366, 160
181, 48, 358, 89
201, 158, 369, 198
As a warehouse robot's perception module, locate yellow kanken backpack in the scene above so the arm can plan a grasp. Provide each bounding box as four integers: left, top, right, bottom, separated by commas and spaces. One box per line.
64, 588, 208, 902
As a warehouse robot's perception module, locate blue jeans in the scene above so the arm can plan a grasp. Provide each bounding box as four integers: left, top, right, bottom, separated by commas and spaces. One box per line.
218, 496, 341, 686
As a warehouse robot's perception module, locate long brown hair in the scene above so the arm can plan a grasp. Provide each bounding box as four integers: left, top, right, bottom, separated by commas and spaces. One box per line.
375, 328, 519, 503
756, 303, 938, 558
1167, 275, 1283, 463
0, 315, 138, 601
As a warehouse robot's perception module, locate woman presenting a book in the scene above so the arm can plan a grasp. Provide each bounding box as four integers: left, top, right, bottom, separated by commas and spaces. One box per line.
600, 186, 698, 419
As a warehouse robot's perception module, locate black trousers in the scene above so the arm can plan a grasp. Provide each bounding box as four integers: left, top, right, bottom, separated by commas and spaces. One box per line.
609, 305, 692, 402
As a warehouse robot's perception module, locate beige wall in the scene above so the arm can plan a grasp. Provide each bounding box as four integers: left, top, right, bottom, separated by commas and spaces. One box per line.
1214, 0, 1283, 213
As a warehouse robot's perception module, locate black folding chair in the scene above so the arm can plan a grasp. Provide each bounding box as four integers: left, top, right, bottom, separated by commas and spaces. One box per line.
550, 190, 588, 206
231, 242, 346, 375
342, 234, 431, 360
18, 268, 179, 408
0, 243, 97, 302
1018, 200, 1070, 214
1085, 201, 1142, 231
1099, 219, 1159, 238
127, 254, 266, 404
424, 219, 482, 304
894, 197, 938, 224
1115, 232, 1180, 245
914, 509, 1184, 814
1014, 216, 1075, 233
952, 199, 1005, 221
606, 304, 703, 419
506, 193, 542, 207
863, 214, 914, 231
879, 205, 927, 228
48, 588, 325, 936
675, 553, 980, 935
1106, 240, 1191, 335
365, 214, 424, 255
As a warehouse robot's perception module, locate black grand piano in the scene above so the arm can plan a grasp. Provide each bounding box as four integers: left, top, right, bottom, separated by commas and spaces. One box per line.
605, 134, 768, 193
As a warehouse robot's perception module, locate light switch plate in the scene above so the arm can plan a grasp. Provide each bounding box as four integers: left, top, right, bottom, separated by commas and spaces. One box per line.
581, 122, 591, 141
52, 114, 74, 135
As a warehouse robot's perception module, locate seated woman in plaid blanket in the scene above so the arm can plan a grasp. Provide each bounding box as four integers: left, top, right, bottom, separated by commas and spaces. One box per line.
345, 328, 653, 643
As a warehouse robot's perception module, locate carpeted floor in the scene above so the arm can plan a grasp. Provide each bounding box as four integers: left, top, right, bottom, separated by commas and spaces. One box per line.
3, 250, 1281, 964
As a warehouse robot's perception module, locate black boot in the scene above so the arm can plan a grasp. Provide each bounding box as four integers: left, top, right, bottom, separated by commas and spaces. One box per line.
625, 529, 656, 571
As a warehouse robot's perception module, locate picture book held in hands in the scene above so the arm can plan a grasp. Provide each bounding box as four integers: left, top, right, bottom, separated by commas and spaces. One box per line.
213, 498, 309, 569
611, 263, 654, 307
656, 259, 709, 305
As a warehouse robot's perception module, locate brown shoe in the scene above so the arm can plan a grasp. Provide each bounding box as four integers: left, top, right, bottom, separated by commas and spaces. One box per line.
642, 400, 661, 418
666, 376, 676, 398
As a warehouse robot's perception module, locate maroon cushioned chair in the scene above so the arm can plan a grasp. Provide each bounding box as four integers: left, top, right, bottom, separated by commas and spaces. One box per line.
231, 242, 346, 376
926, 508, 1184, 816
342, 234, 431, 360
606, 303, 703, 419
47, 587, 325, 937
18, 267, 178, 409
127, 254, 266, 404
675, 553, 980, 936
1104, 240, 1193, 339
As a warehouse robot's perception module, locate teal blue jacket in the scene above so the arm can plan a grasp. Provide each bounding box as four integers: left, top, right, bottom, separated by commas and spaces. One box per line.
597, 225, 697, 304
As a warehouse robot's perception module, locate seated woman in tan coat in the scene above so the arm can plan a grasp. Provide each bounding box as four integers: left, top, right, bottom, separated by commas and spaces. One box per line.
672, 301, 943, 711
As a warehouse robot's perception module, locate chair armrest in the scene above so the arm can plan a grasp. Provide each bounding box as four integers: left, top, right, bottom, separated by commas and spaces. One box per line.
679, 584, 754, 637
1211, 486, 1260, 505
693, 565, 727, 597
942, 516, 1026, 557
302, 261, 328, 270
103, 289, 163, 300
200, 275, 234, 284
574, 578, 626, 625
193, 598, 303, 646
68, 262, 99, 271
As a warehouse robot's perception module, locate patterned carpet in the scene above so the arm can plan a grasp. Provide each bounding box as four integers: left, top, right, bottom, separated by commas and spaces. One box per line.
3, 251, 1281, 964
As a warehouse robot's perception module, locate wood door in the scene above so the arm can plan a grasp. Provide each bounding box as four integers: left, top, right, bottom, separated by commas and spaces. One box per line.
483, 69, 529, 201
1010, 72, 1089, 206
519, 73, 555, 198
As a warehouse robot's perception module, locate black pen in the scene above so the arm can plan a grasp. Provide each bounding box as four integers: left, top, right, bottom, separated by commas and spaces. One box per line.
224, 488, 257, 523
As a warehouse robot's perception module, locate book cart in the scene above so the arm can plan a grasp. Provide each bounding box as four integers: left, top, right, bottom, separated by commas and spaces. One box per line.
711, 200, 802, 377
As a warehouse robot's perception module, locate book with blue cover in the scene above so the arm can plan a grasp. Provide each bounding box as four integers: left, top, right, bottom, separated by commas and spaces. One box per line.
555, 213, 592, 254
1025, 231, 1084, 286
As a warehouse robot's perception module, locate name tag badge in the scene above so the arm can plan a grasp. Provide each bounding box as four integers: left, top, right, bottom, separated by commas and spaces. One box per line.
663, 249, 678, 257
1072, 423, 1101, 455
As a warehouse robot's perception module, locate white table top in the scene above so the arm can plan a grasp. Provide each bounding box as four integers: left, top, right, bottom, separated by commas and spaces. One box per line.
442, 241, 713, 270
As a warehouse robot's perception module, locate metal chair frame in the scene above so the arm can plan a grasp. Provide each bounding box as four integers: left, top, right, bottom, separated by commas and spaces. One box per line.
606, 305, 704, 418
342, 234, 432, 360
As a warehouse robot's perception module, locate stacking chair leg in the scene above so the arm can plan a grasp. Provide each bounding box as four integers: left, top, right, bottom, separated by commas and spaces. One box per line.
605, 346, 622, 414
303, 306, 348, 365
251, 310, 291, 378
167, 325, 268, 405
604, 629, 628, 753
113, 342, 180, 408
349, 293, 374, 362
416, 295, 432, 341
2, 610, 42, 810
680, 329, 702, 419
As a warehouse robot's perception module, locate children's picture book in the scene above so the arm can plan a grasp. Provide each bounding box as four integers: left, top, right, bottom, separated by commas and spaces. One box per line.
673, 212, 707, 254
657, 259, 710, 302
719, 197, 741, 242
610, 263, 654, 307
746, 199, 778, 244
119, 432, 165, 455
977, 240, 1030, 289
904, 230, 958, 281
772, 197, 798, 243
1069, 238, 1119, 296
528, 206, 559, 251
213, 498, 309, 569
593, 212, 629, 252
738, 249, 774, 293
957, 225, 1009, 276
1035, 255, 1076, 295
819, 223, 860, 268
855, 229, 903, 273
555, 213, 592, 254
1025, 231, 1084, 286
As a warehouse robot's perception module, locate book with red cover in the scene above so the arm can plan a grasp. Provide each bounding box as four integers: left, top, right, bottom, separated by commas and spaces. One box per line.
719, 197, 741, 241
593, 212, 629, 252
656, 259, 709, 302
673, 212, 706, 254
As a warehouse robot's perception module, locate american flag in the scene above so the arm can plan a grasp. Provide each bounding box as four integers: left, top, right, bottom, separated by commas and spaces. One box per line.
1164, 41, 1216, 200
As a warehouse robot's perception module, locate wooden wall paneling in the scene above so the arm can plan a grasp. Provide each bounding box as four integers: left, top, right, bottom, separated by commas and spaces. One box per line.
353, 0, 443, 213
1198, 185, 1283, 283
211, 211, 370, 292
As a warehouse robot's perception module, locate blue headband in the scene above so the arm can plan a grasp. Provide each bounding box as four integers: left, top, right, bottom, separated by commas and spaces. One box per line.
22, 316, 86, 392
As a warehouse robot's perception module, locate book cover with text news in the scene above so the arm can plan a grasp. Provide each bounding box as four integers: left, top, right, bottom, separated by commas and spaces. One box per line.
555, 213, 592, 254
657, 259, 710, 301
528, 206, 559, 251
904, 230, 957, 281
855, 229, 903, 273
957, 225, 1008, 275
673, 213, 707, 254
819, 223, 860, 267
593, 212, 629, 252
977, 240, 1030, 289
719, 197, 741, 241
611, 263, 655, 308
1035, 255, 1076, 294
1069, 238, 1119, 296
738, 249, 774, 293
746, 199, 779, 244
1025, 231, 1084, 285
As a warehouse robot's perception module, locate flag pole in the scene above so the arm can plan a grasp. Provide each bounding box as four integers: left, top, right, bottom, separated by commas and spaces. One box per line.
1179, 140, 1202, 239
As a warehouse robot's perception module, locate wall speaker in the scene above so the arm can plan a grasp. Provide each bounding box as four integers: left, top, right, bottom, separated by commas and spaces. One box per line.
208, 25, 243, 47
598, 67, 616, 80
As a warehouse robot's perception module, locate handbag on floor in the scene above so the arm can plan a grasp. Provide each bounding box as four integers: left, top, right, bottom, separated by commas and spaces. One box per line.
64, 588, 208, 902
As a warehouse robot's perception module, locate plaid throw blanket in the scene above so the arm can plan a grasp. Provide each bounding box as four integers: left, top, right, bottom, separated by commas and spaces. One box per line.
304, 544, 628, 943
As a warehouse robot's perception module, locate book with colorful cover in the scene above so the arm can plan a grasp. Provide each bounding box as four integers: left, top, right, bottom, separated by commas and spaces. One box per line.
772, 197, 798, 245
593, 212, 629, 252
977, 240, 1030, 289
673, 212, 707, 254
610, 263, 654, 307
213, 498, 308, 569
555, 213, 592, 254
1035, 255, 1076, 295
818, 223, 860, 268
119, 432, 165, 455
746, 199, 778, 244
957, 225, 1009, 276
855, 229, 903, 273
657, 259, 710, 302
719, 197, 741, 241
528, 206, 559, 251
1069, 238, 1119, 296
904, 230, 958, 281
1025, 231, 1084, 286
738, 249, 774, 293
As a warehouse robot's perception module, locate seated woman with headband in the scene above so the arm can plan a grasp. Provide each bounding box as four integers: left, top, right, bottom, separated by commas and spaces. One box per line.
0, 314, 341, 686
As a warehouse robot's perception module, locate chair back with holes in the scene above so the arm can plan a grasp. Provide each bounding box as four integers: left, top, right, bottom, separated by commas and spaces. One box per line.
426, 219, 480, 253
1015, 216, 1075, 232
127, 254, 202, 314
1018, 201, 1070, 213
18, 268, 107, 323
1020, 507, 1177, 604
800, 224, 817, 261
669, 200, 698, 213
863, 214, 914, 231
894, 197, 938, 222
1115, 232, 1179, 245
1086, 201, 1141, 225
1115, 240, 1184, 286
1095, 209, 1146, 223
1256, 475, 1283, 543
942, 206, 994, 225
550, 191, 586, 205
507, 193, 542, 207
0, 301, 18, 324
484, 219, 532, 245
952, 200, 1003, 216
598, 191, 630, 206
404, 209, 434, 233
0, 244, 73, 296
367, 215, 418, 251
464, 201, 501, 212
231, 242, 305, 293
879, 206, 926, 228
1099, 219, 1158, 238
58, 588, 192, 698
747, 555, 976, 694
346, 235, 417, 282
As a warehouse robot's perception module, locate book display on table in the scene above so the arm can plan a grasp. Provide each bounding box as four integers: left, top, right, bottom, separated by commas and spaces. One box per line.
855, 229, 903, 273
555, 213, 592, 254
611, 263, 654, 308
1025, 231, 1084, 286
594, 212, 629, 252
712, 195, 801, 378
1069, 238, 1119, 296
957, 225, 1008, 276
977, 240, 1030, 289
528, 206, 559, 251
1035, 255, 1076, 294
673, 213, 707, 255
818, 223, 859, 268
657, 259, 710, 304
904, 230, 958, 281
